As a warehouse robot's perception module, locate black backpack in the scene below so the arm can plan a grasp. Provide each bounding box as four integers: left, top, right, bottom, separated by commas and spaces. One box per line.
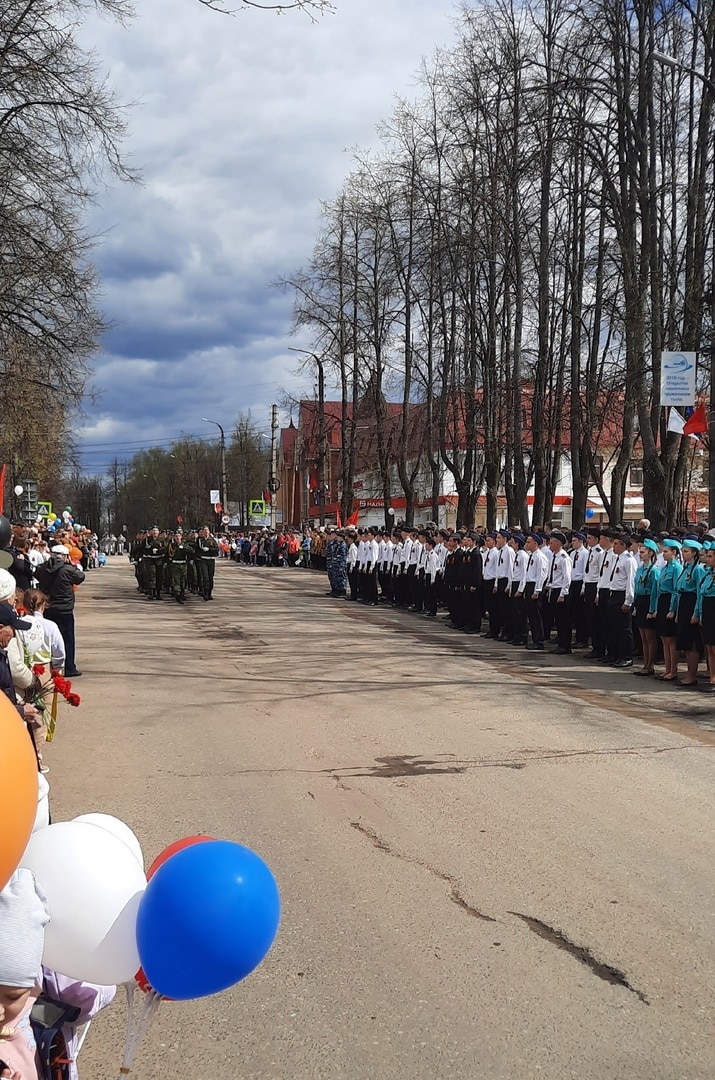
30, 993, 81, 1080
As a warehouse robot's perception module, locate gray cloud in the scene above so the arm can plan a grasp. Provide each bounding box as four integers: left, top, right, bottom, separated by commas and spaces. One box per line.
76, 0, 458, 469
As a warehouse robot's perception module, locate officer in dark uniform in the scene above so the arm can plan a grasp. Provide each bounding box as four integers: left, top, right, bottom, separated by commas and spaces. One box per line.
460, 531, 484, 634
195, 525, 219, 600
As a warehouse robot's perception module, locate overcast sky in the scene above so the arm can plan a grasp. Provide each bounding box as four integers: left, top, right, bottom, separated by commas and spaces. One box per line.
76, 0, 460, 473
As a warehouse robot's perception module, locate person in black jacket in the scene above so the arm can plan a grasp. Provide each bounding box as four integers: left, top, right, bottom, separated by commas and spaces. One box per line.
35, 545, 85, 677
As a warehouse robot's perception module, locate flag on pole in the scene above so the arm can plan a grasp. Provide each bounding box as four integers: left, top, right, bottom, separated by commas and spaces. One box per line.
667, 409, 685, 435
683, 400, 708, 436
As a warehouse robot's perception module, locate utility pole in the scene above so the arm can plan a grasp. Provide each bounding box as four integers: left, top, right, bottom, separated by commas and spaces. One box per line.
201, 417, 227, 525
270, 404, 279, 531
316, 358, 326, 527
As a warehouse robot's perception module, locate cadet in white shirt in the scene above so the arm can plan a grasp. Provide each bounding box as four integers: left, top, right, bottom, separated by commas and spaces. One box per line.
509, 533, 528, 646
481, 534, 498, 637
346, 532, 359, 600
493, 529, 516, 641
592, 528, 616, 662
604, 532, 636, 666
582, 528, 604, 656
545, 530, 573, 653
522, 532, 549, 649
569, 531, 588, 647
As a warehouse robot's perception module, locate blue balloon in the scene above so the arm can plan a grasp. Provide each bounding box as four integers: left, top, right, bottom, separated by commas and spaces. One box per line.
586, 508, 595, 519
136, 840, 280, 1000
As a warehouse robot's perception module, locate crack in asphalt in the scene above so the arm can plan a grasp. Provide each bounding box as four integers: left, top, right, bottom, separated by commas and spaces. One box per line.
508, 912, 650, 1005
349, 820, 497, 922
348, 817, 649, 1006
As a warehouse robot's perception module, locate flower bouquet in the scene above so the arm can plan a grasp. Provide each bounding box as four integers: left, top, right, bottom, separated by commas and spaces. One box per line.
29, 665, 81, 742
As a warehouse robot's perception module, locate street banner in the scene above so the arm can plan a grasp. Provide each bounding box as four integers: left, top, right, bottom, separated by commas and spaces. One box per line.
661, 352, 696, 406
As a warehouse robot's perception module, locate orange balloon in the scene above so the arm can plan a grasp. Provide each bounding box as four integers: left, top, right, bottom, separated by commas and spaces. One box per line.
0, 693, 39, 891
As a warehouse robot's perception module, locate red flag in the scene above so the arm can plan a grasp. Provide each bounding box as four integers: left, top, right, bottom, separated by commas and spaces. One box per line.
347, 509, 359, 526
0, 464, 5, 515
336, 509, 342, 527
683, 401, 708, 436
263, 488, 271, 505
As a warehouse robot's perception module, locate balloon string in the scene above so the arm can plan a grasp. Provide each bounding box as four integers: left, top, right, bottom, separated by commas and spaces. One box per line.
118, 983, 162, 1078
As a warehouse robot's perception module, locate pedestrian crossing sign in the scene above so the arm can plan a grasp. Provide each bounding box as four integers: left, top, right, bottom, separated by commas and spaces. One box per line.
249, 499, 266, 517
37, 501, 52, 518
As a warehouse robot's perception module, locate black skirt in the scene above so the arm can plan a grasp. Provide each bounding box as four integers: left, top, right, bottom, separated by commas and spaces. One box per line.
676, 591, 701, 652
633, 595, 653, 630
656, 592, 677, 638
701, 596, 715, 647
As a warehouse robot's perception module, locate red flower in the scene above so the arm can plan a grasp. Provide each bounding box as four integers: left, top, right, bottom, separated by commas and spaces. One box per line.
66, 693, 81, 707
32, 664, 46, 676
52, 674, 68, 695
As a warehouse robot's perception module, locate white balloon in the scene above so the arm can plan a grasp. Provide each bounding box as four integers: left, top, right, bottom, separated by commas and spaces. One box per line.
74, 813, 144, 869
13, 485, 23, 496
21, 821, 146, 984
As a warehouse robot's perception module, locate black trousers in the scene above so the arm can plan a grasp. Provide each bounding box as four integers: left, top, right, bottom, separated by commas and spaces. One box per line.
596, 588, 612, 657
583, 582, 599, 650
512, 586, 527, 643
606, 590, 634, 661
524, 582, 544, 645
45, 609, 78, 674
547, 589, 572, 650
570, 580, 587, 643
496, 577, 512, 639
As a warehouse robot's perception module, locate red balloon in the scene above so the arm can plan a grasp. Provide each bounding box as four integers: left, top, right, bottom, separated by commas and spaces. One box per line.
136, 836, 215, 993
145, 835, 215, 882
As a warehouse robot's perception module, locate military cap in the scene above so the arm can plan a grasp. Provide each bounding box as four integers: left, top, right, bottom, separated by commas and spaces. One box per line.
572, 531, 587, 542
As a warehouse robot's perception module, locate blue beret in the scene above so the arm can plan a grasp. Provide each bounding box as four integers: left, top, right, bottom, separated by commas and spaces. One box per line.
572, 532, 587, 542
662, 538, 682, 550
683, 538, 703, 550
642, 538, 659, 554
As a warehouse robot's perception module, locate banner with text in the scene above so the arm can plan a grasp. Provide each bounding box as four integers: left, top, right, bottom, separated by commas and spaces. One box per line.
661, 351, 696, 406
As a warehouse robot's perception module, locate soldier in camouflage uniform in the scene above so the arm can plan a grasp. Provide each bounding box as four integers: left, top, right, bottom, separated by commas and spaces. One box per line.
130, 531, 147, 593
186, 529, 198, 594
143, 527, 165, 600
195, 525, 220, 600
167, 529, 191, 603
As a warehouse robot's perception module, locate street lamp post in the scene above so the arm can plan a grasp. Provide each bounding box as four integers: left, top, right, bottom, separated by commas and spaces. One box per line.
654, 50, 715, 521
201, 417, 228, 526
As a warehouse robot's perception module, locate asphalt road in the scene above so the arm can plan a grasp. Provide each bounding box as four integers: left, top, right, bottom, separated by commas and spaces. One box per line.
49, 559, 715, 1080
